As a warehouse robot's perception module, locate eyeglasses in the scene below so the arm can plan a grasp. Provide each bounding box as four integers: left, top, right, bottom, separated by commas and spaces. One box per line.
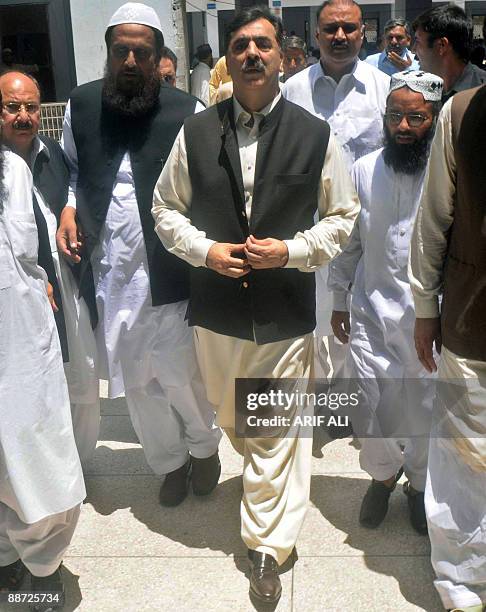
385, 112, 429, 127
3, 102, 40, 115
111, 45, 152, 61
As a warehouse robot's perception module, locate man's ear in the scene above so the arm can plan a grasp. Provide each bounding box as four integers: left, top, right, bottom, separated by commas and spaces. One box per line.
437, 36, 449, 56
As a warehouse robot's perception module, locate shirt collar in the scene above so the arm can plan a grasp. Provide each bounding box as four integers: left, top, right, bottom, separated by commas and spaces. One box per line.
233, 91, 282, 133
447, 62, 474, 94
29, 135, 49, 170
311, 58, 365, 89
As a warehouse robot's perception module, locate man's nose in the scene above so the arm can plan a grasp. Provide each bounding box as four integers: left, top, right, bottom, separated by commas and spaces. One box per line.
125, 50, 136, 67
246, 40, 259, 57
398, 116, 410, 129
18, 106, 30, 121
334, 26, 346, 41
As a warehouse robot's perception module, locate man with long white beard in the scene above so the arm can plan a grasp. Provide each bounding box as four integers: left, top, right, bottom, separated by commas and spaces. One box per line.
57, 2, 221, 507
329, 70, 443, 533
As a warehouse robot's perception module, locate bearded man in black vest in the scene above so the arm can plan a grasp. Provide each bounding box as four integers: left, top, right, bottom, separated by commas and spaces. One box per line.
56, 2, 222, 507
153, 6, 359, 604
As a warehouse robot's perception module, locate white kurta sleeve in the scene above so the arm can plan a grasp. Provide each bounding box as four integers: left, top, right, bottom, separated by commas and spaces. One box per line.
152, 126, 215, 268
408, 100, 455, 318
60, 100, 78, 210
284, 133, 360, 271
327, 216, 362, 311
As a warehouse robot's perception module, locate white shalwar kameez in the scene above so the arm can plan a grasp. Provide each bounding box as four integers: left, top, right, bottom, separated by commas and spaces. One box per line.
283, 60, 389, 380
329, 148, 433, 491
32, 138, 100, 465
0, 150, 85, 576
62, 103, 221, 476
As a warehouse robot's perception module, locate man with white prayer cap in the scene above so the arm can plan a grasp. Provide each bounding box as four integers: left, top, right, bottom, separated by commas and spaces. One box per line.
57, 2, 222, 507
409, 81, 486, 611
0, 93, 85, 607
329, 69, 443, 533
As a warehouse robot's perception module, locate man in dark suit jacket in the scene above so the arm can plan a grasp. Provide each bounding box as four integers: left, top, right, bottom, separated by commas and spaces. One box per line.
0, 70, 100, 466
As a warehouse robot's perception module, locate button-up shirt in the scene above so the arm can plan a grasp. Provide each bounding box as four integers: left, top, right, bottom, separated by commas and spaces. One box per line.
282, 59, 390, 169
365, 49, 420, 76
152, 93, 360, 272
442, 61, 486, 101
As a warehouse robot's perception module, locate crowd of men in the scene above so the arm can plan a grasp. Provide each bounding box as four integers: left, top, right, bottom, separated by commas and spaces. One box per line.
0, 1, 485, 610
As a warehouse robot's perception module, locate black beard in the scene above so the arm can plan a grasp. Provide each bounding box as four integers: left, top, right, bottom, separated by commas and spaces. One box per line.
101, 62, 160, 118
382, 124, 434, 174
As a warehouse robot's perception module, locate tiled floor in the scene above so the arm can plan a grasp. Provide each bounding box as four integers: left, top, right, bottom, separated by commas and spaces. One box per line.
4, 389, 443, 611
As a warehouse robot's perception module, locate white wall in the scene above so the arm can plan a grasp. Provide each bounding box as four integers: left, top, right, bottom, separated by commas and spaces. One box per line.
70, 0, 178, 86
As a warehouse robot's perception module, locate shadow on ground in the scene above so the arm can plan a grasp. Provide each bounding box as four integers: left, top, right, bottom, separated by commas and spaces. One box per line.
310, 474, 442, 611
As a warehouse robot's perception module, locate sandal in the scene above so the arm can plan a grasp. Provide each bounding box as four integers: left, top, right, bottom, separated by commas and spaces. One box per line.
0, 559, 27, 591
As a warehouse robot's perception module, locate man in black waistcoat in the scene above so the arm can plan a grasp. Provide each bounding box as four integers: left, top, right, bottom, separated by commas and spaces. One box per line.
153, 6, 359, 603
0, 70, 100, 466
56, 2, 221, 507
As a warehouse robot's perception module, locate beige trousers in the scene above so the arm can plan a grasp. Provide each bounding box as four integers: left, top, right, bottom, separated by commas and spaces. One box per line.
194, 327, 314, 566
427, 347, 486, 609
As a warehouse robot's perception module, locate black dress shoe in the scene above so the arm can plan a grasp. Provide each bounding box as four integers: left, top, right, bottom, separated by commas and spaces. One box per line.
191, 451, 221, 496
159, 458, 191, 507
30, 565, 65, 611
359, 479, 396, 528
248, 550, 282, 604
403, 482, 428, 535
0, 559, 26, 591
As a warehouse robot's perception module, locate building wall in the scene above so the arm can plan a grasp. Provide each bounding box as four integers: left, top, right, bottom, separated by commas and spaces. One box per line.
70, 0, 178, 86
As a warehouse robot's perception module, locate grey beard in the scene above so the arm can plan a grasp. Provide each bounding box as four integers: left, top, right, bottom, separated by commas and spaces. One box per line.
101, 63, 161, 118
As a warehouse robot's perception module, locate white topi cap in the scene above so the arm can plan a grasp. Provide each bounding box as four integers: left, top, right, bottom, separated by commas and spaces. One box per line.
106, 2, 162, 34
389, 69, 444, 102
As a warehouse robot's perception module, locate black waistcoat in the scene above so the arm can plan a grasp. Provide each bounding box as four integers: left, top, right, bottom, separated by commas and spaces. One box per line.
32, 135, 71, 360
185, 97, 330, 344
69, 80, 197, 310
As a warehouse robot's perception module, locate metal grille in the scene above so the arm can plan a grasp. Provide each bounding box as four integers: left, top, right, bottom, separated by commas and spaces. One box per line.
364, 19, 378, 44
473, 15, 485, 39
39, 102, 67, 143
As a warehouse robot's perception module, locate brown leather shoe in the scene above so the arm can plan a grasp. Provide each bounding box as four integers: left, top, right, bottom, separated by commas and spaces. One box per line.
159, 458, 191, 507
248, 550, 282, 604
191, 451, 221, 496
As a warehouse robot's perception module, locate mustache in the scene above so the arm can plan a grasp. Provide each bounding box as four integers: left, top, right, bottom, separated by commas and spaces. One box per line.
331, 40, 348, 48
242, 57, 265, 72
13, 120, 32, 130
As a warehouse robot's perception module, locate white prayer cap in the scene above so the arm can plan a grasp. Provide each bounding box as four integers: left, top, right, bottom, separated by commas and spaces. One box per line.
388, 70, 443, 102
106, 2, 162, 34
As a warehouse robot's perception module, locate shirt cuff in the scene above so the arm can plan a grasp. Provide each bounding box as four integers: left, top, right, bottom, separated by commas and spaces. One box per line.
191, 237, 216, 268
283, 238, 308, 268
333, 290, 348, 311
413, 296, 440, 318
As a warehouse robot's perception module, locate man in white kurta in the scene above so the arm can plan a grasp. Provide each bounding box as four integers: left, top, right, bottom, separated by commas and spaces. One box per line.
0, 71, 100, 466
409, 86, 486, 611
328, 71, 443, 534
152, 7, 359, 604
282, 0, 389, 389
0, 148, 85, 599
58, 3, 221, 507
190, 44, 212, 106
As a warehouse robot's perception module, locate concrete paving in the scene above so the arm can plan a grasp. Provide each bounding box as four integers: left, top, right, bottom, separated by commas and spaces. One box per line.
4, 387, 444, 612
